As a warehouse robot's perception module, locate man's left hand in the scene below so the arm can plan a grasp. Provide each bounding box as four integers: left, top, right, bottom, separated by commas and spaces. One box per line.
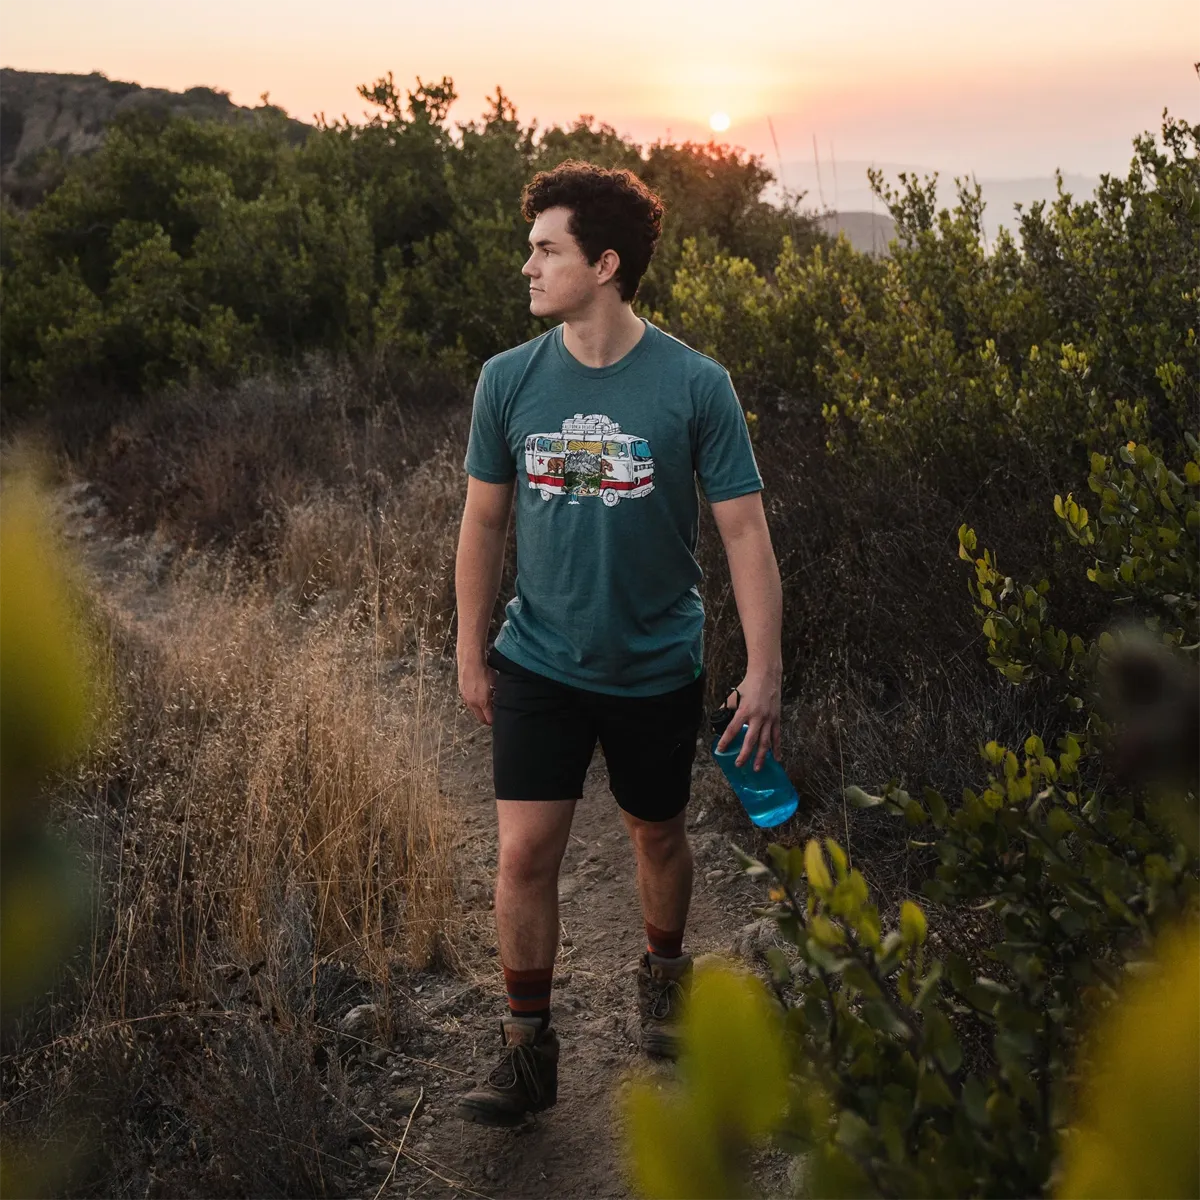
716, 670, 783, 770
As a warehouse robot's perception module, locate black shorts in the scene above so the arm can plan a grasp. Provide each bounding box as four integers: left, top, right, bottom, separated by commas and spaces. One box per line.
488, 647, 706, 822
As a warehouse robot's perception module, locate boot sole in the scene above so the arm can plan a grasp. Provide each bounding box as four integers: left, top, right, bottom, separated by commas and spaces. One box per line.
456, 1094, 557, 1128
640, 1033, 679, 1060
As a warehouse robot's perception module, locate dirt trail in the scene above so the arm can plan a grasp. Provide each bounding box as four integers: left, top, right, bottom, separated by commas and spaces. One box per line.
61, 484, 799, 1200
399, 725, 796, 1200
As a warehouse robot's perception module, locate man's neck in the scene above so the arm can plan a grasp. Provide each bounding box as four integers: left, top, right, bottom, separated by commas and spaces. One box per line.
561, 304, 645, 369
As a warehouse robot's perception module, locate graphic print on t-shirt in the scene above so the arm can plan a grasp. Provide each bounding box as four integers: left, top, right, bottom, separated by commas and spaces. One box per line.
523, 413, 655, 508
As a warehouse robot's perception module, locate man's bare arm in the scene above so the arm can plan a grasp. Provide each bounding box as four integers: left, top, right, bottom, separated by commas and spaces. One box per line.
710, 490, 784, 770
455, 475, 515, 725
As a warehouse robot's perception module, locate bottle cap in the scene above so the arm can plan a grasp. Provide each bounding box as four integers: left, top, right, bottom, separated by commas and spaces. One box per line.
710, 687, 741, 735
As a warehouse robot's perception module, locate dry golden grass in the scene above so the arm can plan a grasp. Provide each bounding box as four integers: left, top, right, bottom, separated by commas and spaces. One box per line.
2, 428, 466, 1194
75, 568, 460, 1030
274, 441, 464, 657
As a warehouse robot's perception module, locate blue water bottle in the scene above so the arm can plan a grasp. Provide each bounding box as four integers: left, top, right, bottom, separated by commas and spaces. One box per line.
711, 689, 799, 828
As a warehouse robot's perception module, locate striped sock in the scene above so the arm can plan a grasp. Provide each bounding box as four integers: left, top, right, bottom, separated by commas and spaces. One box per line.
645, 922, 684, 959
502, 964, 553, 1030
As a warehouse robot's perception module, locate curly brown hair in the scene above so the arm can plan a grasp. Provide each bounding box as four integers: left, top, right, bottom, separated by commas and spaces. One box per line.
521, 160, 665, 303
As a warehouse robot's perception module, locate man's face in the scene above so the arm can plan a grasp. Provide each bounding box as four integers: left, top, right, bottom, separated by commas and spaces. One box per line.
522, 206, 612, 320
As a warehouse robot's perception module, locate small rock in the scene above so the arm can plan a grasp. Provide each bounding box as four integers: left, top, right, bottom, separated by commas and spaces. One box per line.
387, 1087, 423, 1115
417, 1112, 434, 1126
705, 869, 726, 882
368, 1156, 394, 1171
731, 918, 779, 963
788, 1154, 809, 1193
554, 972, 573, 988
339, 1003, 379, 1041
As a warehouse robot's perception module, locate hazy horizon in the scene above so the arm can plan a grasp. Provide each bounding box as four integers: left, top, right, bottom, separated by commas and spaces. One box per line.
3, 0, 1195, 180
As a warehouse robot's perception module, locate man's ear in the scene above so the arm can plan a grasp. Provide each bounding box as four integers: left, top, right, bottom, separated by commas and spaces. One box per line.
595, 248, 622, 288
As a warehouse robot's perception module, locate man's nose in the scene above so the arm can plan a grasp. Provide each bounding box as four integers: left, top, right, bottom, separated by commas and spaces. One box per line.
522, 258, 537, 278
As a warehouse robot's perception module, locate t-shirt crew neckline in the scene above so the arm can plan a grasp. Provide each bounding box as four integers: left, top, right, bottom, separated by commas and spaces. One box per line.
552, 318, 655, 379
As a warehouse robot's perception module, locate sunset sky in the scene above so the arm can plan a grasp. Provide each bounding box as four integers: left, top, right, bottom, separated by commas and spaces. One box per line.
4, 0, 1195, 178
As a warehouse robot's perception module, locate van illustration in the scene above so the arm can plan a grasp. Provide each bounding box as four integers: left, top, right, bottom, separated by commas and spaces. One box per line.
524, 413, 654, 508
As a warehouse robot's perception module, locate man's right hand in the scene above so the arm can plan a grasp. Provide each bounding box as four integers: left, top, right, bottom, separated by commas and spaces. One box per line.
458, 656, 498, 726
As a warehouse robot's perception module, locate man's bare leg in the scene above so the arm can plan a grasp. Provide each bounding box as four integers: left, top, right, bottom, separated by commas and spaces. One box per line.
494, 798, 577, 969
621, 809, 692, 936
458, 799, 575, 1125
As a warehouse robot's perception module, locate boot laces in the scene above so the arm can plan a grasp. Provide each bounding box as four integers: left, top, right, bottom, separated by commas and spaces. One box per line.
487, 1041, 545, 1102
648, 975, 686, 1021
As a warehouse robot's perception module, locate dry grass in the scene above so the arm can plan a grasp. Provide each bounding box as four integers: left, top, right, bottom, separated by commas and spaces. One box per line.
2, 389, 468, 1194
3, 568, 459, 1195
74, 556, 460, 1002
274, 441, 465, 654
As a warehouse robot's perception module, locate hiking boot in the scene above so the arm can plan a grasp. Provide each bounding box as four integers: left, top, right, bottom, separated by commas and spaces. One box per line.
456, 1016, 559, 1127
637, 951, 693, 1059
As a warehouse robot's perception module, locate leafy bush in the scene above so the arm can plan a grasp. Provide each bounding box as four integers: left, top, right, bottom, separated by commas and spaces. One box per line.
626, 435, 1196, 1197
0, 74, 815, 410
634, 433, 1197, 1197
660, 114, 1198, 501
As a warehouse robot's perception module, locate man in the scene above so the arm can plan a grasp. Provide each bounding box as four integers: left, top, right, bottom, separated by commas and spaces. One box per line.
454, 160, 783, 1127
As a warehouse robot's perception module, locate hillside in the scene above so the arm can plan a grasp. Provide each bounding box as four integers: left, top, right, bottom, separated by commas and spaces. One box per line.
0, 68, 310, 202
817, 210, 896, 254
776, 160, 1101, 246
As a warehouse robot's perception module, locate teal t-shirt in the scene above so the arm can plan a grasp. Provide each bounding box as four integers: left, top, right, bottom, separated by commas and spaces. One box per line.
464, 318, 762, 696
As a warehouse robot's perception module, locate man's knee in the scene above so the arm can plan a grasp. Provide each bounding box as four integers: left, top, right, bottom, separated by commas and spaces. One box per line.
627, 813, 690, 867
498, 834, 564, 889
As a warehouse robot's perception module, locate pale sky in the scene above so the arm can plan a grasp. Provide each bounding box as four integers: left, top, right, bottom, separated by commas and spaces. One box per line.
3, 0, 1196, 178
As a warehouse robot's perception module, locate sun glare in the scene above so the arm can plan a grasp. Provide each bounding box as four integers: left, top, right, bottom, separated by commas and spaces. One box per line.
709, 111, 731, 133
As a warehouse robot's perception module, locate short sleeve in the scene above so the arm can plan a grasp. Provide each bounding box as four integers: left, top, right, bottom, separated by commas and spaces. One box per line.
694, 370, 763, 503
464, 364, 516, 483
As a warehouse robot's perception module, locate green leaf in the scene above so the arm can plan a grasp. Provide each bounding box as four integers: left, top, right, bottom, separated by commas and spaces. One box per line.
835, 1109, 874, 1155
1059, 925, 1200, 1200
626, 1085, 731, 1198
825, 838, 849, 878
914, 962, 944, 1011
844, 785, 884, 809
730, 843, 770, 878
962, 1076, 989, 1127
923, 787, 948, 825
805, 839, 833, 890
900, 900, 927, 947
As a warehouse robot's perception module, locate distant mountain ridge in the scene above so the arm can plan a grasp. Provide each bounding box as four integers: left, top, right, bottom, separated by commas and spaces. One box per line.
817, 211, 896, 255
775, 161, 1102, 246
0, 68, 309, 201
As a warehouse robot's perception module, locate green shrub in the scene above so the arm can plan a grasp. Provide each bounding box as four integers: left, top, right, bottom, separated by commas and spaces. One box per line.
635, 434, 1197, 1197
1, 74, 810, 411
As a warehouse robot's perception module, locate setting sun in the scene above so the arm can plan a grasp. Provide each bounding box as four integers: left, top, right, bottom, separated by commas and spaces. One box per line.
709, 111, 731, 133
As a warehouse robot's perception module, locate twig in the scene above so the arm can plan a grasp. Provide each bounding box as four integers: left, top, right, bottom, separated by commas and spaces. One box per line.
373, 1085, 423, 1200
394, 1051, 473, 1078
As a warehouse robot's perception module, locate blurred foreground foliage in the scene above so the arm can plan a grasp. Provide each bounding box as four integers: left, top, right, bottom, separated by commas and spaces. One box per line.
0, 474, 96, 1195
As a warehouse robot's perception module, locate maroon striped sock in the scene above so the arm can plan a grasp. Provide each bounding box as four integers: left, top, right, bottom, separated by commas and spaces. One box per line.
502, 964, 553, 1029
645, 922, 684, 959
